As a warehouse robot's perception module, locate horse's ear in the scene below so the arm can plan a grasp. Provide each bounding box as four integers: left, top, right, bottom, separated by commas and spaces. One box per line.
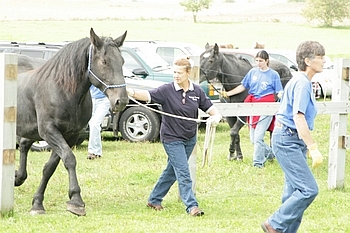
205, 43, 210, 50
114, 30, 127, 47
213, 43, 219, 55
90, 28, 103, 49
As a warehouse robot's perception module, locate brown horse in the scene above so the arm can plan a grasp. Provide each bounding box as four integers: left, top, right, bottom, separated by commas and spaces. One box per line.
16, 28, 128, 216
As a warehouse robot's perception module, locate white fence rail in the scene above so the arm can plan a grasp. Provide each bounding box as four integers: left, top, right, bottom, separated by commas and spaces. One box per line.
213, 58, 350, 189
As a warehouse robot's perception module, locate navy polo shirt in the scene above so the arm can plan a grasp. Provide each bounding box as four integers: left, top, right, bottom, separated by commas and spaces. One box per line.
149, 81, 213, 143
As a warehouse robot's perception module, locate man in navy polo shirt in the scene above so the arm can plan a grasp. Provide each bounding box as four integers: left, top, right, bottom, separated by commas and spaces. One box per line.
127, 56, 221, 216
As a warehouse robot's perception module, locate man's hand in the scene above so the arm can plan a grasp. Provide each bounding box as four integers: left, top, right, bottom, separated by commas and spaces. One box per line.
207, 114, 222, 127
308, 143, 323, 168
126, 88, 135, 97
277, 91, 283, 99
221, 90, 228, 98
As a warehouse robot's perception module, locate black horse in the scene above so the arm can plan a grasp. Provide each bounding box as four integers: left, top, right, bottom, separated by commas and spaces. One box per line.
200, 43, 292, 161
16, 28, 128, 216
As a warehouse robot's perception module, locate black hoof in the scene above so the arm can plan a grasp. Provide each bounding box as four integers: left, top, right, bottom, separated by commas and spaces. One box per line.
29, 209, 46, 215
67, 203, 86, 216
227, 153, 243, 161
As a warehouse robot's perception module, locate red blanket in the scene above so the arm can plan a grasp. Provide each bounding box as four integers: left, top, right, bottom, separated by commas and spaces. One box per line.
244, 94, 276, 132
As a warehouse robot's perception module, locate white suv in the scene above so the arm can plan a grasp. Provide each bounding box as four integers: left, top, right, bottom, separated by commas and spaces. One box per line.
123, 41, 204, 64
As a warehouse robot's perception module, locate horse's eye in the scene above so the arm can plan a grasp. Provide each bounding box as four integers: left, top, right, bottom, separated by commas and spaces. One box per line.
101, 59, 107, 65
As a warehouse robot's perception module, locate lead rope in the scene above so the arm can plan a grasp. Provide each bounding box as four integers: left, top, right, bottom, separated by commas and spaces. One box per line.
128, 96, 217, 167
201, 122, 216, 167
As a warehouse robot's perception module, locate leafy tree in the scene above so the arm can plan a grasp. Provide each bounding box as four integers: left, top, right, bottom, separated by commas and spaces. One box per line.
302, 0, 350, 27
180, 0, 213, 23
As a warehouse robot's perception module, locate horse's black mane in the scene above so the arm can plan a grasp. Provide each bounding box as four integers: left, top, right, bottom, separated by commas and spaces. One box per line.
235, 55, 253, 67
220, 52, 252, 67
35, 36, 116, 94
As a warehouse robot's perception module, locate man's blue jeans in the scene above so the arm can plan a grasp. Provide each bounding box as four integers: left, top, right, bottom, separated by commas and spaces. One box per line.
148, 135, 198, 213
249, 115, 273, 167
269, 125, 318, 233
88, 97, 110, 156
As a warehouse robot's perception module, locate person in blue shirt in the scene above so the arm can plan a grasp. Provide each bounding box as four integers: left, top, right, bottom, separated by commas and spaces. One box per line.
261, 41, 324, 233
225, 50, 283, 168
127, 56, 221, 217
87, 86, 110, 159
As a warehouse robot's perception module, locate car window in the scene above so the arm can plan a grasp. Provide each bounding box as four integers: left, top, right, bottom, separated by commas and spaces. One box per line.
2, 48, 20, 54
20, 50, 46, 59
156, 47, 185, 64
324, 56, 333, 69
234, 53, 255, 64
134, 47, 169, 71
184, 45, 203, 56
121, 51, 143, 71
269, 53, 296, 69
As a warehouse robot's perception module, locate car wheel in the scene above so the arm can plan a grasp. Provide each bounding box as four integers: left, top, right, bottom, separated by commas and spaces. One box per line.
119, 106, 160, 142
31, 141, 51, 152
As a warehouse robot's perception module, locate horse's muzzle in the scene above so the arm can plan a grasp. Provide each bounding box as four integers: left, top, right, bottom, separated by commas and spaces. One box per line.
113, 97, 128, 112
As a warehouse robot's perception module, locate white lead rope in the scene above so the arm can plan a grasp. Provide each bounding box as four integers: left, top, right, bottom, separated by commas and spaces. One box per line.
128, 96, 206, 123
202, 123, 217, 167
128, 96, 218, 167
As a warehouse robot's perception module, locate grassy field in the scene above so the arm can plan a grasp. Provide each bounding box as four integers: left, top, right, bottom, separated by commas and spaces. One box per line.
1, 17, 350, 232
1, 114, 350, 232
1, 20, 350, 59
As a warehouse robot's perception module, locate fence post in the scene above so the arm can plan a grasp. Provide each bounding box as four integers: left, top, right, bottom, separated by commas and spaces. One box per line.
0, 53, 17, 217
188, 55, 200, 195
328, 58, 350, 189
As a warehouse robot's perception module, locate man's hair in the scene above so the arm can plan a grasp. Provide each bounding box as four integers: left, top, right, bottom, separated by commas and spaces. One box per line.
173, 56, 193, 73
296, 41, 325, 71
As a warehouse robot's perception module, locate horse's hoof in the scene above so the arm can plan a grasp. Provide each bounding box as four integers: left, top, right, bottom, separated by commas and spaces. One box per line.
227, 153, 243, 161
29, 209, 46, 215
14, 171, 26, 187
227, 153, 235, 161
14, 180, 24, 187
67, 203, 86, 216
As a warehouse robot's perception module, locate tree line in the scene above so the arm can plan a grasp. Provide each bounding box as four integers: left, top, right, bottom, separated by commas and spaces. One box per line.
180, 0, 350, 27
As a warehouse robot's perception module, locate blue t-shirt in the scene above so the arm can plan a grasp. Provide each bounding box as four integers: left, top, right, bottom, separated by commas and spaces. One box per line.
241, 67, 283, 99
149, 81, 213, 143
90, 86, 106, 99
276, 72, 317, 130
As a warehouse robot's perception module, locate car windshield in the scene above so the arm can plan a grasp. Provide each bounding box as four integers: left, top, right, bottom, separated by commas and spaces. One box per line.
134, 47, 170, 71
323, 56, 333, 69
268, 51, 297, 70
184, 45, 204, 55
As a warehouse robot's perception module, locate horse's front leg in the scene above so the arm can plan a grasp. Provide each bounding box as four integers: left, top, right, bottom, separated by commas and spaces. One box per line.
30, 151, 60, 215
228, 117, 245, 161
43, 130, 86, 216
15, 137, 34, 186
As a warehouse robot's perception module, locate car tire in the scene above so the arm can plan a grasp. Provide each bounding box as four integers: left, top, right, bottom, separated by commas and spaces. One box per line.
31, 141, 51, 152
119, 106, 160, 142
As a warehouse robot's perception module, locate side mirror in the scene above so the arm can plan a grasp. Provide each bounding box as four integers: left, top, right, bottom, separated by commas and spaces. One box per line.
290, 65, 298, 72
132, 68, 148, 77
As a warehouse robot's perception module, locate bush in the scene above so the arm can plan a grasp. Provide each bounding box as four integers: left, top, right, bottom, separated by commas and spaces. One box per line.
302, 0, 350, 27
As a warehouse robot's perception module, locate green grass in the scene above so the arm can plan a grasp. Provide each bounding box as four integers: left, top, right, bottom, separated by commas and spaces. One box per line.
1, 20, 350, 58
1, 113, 350, 232
1, 19, 350, 232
